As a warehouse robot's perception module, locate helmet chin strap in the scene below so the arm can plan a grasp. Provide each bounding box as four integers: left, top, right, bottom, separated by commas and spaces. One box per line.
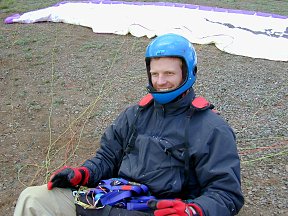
182, 88, 191, 96
146, 85, 155, 92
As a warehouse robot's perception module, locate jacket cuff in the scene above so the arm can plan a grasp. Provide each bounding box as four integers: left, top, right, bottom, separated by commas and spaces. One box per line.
188, 203, 204, 216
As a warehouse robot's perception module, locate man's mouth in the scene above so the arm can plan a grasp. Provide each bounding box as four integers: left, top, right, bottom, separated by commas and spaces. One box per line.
158, 88, 171, 92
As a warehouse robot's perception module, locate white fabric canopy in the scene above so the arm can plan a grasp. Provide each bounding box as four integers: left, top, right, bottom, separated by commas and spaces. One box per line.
5, 0, 288, 61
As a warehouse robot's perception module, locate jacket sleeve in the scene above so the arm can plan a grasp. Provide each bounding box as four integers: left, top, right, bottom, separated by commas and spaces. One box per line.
81, 107, 134, 187
192, 123, 244, 216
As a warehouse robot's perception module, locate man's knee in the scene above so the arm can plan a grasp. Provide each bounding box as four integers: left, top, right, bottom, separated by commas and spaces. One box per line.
14, 185, 48, 216
14, 185, 75, 216
18, 185, 48, 204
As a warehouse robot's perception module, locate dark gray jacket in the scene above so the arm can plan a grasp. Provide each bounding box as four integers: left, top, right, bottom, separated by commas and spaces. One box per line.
83, 90, 244, 215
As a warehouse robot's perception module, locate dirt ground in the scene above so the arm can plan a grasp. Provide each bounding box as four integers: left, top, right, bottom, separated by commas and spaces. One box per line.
0, 1, 287, 215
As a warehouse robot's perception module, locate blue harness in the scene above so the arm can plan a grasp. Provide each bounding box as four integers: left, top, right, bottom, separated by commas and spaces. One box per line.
73, 178, 155, 211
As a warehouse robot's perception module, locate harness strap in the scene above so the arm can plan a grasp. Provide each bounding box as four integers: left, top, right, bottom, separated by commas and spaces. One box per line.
100, 191, 133, 206
124, 109, 141, 154
183, 96, 214, 193
191, 96, 214, 111
183, 117, 192, 190
122, 94, 154, 156
97, 178, 149, 193
75, 178, 155, 211
138, 93, 153, 107
127, 196, 155, 211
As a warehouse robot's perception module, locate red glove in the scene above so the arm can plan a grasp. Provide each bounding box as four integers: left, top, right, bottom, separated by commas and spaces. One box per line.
47, 166, 90, 190
148, 199, 203, 216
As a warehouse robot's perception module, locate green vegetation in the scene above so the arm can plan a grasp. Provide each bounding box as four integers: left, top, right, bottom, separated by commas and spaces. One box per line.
0, 0, 14, 10
0, 0, 59, 13
80, 42, 105, 51
28, 101, 42, 111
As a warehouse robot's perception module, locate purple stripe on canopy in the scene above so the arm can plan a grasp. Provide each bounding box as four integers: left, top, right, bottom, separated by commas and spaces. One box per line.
4, 14, 20, 24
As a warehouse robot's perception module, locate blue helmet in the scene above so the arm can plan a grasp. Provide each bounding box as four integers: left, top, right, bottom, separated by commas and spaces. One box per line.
145, 33, 197, 104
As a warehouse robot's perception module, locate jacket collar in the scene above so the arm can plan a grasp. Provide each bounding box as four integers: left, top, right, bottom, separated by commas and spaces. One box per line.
154, 88, 196, 116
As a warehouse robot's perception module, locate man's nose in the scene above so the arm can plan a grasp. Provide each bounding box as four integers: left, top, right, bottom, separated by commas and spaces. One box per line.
157, 75, 167, 85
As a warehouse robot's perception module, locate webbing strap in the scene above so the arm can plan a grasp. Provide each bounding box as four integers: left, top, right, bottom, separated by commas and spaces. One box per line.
183, 106, 196, 192
127, 196, 155, 211
138, 93, 153, 107
100, 191, 133, 206
182, 98, 215, 194
117, 107, 143, 170
98, 178, 148, 193
191, 97, 211, 110
97, 178, 154, 210
74, 178, 155, 211
125, 109, 141, 154
124, 94, 153, 155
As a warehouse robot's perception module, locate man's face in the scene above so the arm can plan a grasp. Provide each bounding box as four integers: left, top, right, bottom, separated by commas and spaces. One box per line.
150, 57, 183, 92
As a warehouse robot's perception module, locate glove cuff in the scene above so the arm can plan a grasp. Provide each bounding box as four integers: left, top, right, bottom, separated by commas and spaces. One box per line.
70, 167, 90, 186
188, 203, 203, 216
78, 167, 90, 185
